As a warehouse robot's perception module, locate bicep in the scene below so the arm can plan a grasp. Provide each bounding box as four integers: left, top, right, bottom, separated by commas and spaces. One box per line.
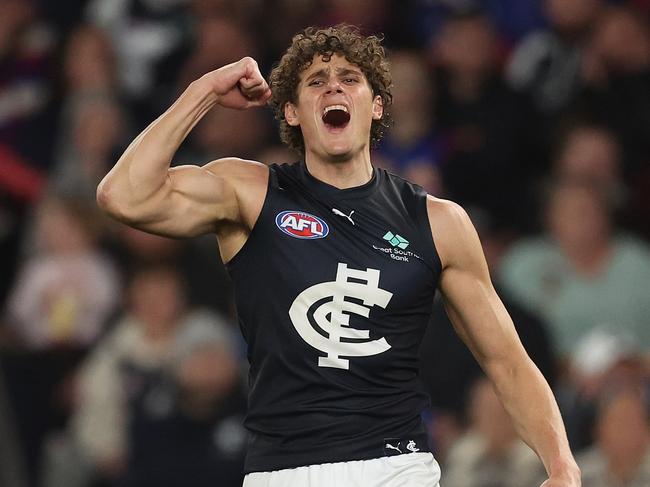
127, 158, 244, 237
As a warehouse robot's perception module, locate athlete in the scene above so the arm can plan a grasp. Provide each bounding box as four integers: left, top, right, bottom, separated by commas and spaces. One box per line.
97, 25, 580, 487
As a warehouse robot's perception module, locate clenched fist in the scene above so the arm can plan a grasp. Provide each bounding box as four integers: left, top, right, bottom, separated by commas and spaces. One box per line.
202, 57, 272, 110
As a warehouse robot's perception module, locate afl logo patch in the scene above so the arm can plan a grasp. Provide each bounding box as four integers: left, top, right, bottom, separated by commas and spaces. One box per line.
275, 211, 329, 239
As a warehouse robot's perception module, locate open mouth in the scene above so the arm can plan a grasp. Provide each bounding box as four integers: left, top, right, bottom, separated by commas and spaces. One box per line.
322, 105, 351, 130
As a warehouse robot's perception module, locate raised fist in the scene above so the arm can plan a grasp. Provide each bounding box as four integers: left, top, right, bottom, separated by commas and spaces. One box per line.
203, 57, 271, 110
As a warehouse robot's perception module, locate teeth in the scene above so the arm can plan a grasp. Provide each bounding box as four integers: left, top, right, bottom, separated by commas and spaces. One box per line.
323, 105, 348, 115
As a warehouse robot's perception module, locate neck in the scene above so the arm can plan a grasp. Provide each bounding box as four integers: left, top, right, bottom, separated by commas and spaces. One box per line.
304, 148, 373, 189
563, 239, 612, 276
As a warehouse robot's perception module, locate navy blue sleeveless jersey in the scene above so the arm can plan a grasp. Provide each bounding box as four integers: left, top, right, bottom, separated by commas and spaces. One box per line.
226, 161, 442, 473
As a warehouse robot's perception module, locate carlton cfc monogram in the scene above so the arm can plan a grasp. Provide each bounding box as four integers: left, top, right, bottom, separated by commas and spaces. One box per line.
288, 263, 393, 369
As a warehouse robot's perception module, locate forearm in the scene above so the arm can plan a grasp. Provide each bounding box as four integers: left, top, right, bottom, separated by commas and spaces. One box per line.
486, 355, 579, 480
97, 78, 217, 217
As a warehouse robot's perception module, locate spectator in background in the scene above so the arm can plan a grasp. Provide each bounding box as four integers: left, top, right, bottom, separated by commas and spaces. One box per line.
56, 264, 240, 487
177, 16, 256, 90
507, 0, 602, 116
551, 122, 623, 198
84, 0, 192, 123
319, 0, 389, 34
576, 5, 650, 238
432, 11, 531, 228
112, 225, 234, 318
51, 24, 127, 203
4, 195, 119, 349
51, 92, 126, 202
578, 5, 650, 166
498, 179, 650, 357
578, 385, 650, 486
121, 310, 246, 487
442, 378, 546, 487
0, 0, 54, 165
181, 103, 271, 163
0, 0, 54, 305
62, 24, 116, 95
375, 49, 444, 196
560, 330, 646, 450
2, 194, 119, 483
254, 0, 321, 71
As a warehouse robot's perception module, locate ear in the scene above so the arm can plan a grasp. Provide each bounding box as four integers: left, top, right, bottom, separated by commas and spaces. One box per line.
372, 95, 383, 121
284, 102, 300, 127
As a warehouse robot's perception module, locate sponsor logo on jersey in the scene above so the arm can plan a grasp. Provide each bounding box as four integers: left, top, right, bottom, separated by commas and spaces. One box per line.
383, 231, 409, 249
275, 210, 329, 239
289, 263, 392, 370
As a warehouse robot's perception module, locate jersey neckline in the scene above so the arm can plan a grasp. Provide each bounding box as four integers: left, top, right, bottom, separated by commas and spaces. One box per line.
299, 160, 381, 200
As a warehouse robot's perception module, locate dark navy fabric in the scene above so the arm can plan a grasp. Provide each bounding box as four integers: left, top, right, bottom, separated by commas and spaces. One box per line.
226, 161, 442, 473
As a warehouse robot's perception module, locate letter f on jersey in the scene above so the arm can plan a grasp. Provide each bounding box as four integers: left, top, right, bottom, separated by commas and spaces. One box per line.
288, 263, 392, 369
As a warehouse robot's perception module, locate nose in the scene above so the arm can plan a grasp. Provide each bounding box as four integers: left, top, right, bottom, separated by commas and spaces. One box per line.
325, 77, 343, 94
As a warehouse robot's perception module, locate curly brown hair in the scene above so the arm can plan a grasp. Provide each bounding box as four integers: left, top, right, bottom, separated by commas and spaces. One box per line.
268, 24, 393, 155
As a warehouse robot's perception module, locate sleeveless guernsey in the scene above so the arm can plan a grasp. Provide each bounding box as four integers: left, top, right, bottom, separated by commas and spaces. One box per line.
226, 161, 442, 473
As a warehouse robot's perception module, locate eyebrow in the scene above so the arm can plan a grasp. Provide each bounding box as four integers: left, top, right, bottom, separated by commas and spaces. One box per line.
336, 67, 363, 77
304, 68, 329, 83
303, 66, 364, 83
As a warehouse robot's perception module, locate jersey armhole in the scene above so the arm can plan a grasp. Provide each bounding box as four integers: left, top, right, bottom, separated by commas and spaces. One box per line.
416, 190, 443, 283
224, 165, 273, 270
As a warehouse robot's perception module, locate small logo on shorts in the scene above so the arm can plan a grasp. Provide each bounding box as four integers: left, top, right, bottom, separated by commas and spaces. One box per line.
384, 438, 403, 455
276, 211, 329, 239
406, 440, 420, 452
384, 438, 420, 456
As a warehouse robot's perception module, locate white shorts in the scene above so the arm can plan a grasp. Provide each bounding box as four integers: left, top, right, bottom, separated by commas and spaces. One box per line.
243, 452, 441, 487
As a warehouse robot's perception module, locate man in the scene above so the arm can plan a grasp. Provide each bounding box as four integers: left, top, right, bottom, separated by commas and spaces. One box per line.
97, 25, 580, 487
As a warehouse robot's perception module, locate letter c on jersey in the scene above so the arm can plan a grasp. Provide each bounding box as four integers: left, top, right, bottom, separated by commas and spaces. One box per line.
288, 263, 392, 369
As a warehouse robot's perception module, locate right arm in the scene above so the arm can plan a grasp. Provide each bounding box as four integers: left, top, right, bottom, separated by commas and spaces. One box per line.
96, 57, 271, 237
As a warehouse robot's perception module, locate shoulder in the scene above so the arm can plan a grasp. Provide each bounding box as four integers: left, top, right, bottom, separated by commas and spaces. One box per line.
426, 195, 470, 226
425, 196, 479, 269
204, 157, 269, 186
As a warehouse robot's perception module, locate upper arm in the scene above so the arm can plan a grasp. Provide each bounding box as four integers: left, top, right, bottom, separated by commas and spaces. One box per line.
427, 197, 527, 368
109, 157, 267, 238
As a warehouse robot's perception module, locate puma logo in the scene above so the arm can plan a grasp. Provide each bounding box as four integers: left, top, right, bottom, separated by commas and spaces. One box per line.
332, 208, 355, 226
384, 442, 402, 454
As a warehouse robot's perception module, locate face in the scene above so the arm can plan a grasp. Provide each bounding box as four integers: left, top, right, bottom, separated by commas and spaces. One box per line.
284, 54, 383, 161
130, 270, 185, 336
547, 185, 610, 253
556, 128, 620, 186
437, 18, 496, 77
545, 0, 599, 33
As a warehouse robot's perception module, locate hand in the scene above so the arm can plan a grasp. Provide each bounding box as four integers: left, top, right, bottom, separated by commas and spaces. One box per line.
202, 57, 271, 110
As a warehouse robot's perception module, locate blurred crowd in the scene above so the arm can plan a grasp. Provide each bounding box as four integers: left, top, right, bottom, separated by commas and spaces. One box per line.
0, 0, 649, 486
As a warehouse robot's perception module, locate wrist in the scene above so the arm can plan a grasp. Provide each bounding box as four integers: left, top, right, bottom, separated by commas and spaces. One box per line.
188, 76, 220, 106
549, 459, 581, 483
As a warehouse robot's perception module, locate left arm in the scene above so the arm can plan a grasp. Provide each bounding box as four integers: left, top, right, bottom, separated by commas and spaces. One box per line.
427, 197, 580, 486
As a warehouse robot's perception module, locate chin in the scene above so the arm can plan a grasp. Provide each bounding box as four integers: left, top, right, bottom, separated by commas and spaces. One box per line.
327, 152, 354, 163
324, 144, 356, 162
